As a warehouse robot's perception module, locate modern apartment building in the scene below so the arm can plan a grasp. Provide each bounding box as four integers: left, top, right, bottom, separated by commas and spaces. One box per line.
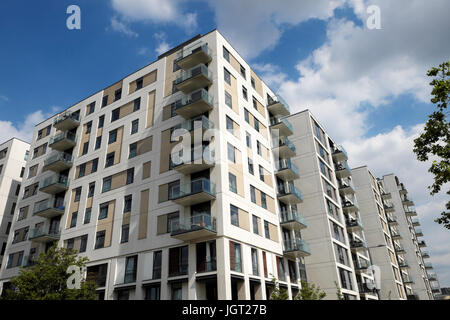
0, 138, 30, 268
378, 174, 434, 300
286, 111, 378, 300
0, 30, 310, 300
352, 166, 409, 300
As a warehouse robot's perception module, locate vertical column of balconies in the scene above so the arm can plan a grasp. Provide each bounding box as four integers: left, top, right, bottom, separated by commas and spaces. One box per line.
167, 42, 218, 244
33, 111, 80, 244
268, 96, 310, 259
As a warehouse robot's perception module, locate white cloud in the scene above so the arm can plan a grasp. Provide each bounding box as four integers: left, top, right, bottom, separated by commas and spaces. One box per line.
155, 42, 170, 56
0, 110, 53, 144
137, 47, 149, 56
110, 0, 197, 32
253, 63, 288, 91
109, 16, 139, 37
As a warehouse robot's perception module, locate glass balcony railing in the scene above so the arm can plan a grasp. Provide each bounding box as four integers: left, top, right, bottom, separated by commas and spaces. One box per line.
280, 209, 307, 228
398, 260, 409, 268
350, 239, 368, 249
49, 131, 77, 146
175, 64, 212, 85
175, 42, 212, 68
278, 183, 303, 201
283, 238, 311, 256
335, 161, 351, 175
275, 159, 300, 177
53, 111, 80, 126
414, 228, 423, 236
33, 198, 65, 215
197, 258, 217, 273
39, 174, 69, 190
43, 151, 73, 167
270, 116, 293, 132
346, 217, 363, 229
176, 115, 214, 132
170, 213, 216, 236
169, 178, 216, 200
354, 259, 371, 270
173, 148, 214, 168
387, 215, 398, 224
268, 95, 291, 113
394, 244, 406, 252
425, 262, 433, 269
276, 137, 296, 153
174, 89, 214, 112
29, 227, 60, 240
342, 198, 359, 210
332, 145, 348, 159
339, 179, 355, 191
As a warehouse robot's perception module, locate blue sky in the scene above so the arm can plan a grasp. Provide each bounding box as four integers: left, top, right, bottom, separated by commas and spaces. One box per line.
0, 0, 449, 288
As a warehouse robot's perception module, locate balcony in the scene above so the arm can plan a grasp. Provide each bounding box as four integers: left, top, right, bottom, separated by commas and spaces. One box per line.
394, 244, 406, 253
173, 147, 215, 175
346, 217, 363, 232
283, 238, 311, 259
405, 208, 417, 217
169, 178, 216, 206
339, 180, 355, 196
358, 282, 377, 294
29, 227, 60, 243
273, 137, 296, 158
267, 95, 290, 117
269, 117, 293, 137
342, 199, 359, 214
39, 174, 69, 194
175, 64, 212, 94
350, 239, 368, 252
384, 203, 395, 213
425, 262, 433, 269
279, 209, 307, 231
398, 183, 408, 195
428, 273, 437, 281
407, 294, 419, 300
42, 151, 73, 172
175, 115, 214, 142
277, 183, 303, 205
49, 131, 77, 151
398, 260, 410, 269
175, 42, 212, 70
33, 198, 65, 218
390, 229, 402, 240
415, 228, 423, 237
418, 240, 427, 248
53, 111, 80, 131
411, 219, 420, 227
402, 276, 414, 285
335, 162, 351, 179
421, 251, 430, 259
170, 213, 217, 242
381, 192, 392, 200
22, 255, 36, 268
354, 259, 371, 272
332, 145, 348, 163
387, 215, 399, 226
174, 89, 214, 119
402, 197, 414, 206
275, 159, 300, 181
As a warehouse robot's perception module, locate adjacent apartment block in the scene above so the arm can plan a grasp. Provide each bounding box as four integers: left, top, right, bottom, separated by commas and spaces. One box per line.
287, 111, 378, 300
378, 174, 434, 300
0, 138, 30, 268
0, 30, 310, 300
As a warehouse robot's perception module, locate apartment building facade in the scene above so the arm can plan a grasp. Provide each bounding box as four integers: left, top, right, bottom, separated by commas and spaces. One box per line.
378, 174, 434, 300
287, 111, 378, 300
0, 138, 30, 268
0, 30, 310, 300
352, 166, 410, 300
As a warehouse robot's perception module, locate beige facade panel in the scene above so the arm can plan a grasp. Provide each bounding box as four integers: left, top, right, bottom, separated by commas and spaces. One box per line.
225, 71, 239, 115
129, 70, 157, 94
142, 161, 151, 180
138, 189, 150, 239
97, 200, 116, 248
158, 183, 169, 203
229, 161, 244, 198
238, 208, 250, 232
146, 90, 156, 128
255, 98, 266, 119
162, 104, 172, 121
157, 214, 168, 235
137, 136, 153, 156
159, 128, 180, 174
164, 50, 182, 97
106, 126, 124, 166
66, 188, 81, 229
102, 80, 123, 107
110, 170, 127, 191
29, 164, 38, 178
250, 69, 263, 98
268, 222, 279, 242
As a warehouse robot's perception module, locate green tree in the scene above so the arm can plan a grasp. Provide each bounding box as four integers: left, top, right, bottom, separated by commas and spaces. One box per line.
269, 277, 289, 300
2, 246, 97, 300
413, 61, 450, 229
294, 280, 326, 300
334, 281, 344, 300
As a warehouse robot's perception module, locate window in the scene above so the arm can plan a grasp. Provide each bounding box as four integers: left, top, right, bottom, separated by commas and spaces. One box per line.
257, 141, 262, 156
131, 119, 139, 134
244, 109, 249, 123
230, 241, 242, 272
126, 168, 134, 184
226, 116, 234, 134
18, 207, 27, 221
136, 77, 143, 89
253, 97, 258, 110
101, 95, 108, 107
259, 165, 264, 181
171, 80, 179, 94
82, 142, 89, 155
78, 163, 86, 177
227, 143, 235, 163
171, 284, 182, 300
114, 88, 122, 101
74, 187, 81, 202
224, 68, 231, 85
229, 173, 237, 194
261, 192, 267, 209
129, 142, 137, 158
15, 184, 20, 196
254, 118, 260, 132
264, 221, 270, 239
86, 121, 92, 134
6, 222, 11, 235
173, 60, 181, 72
98, 203, 109, 220
95, 136, 102, 150
225, 91, 232, 108
108, 129, 118, 144
152, 251, 162, 279
121, 224, 130, 243
250, 185, 256, 203
0, 148, 7, 159
87, 102, 95, 115
230, 205, 239, 227
70, 212, 78, 228
251, 77, 256, 89
124, 195, 132, 213
223, 46, 230, 62
252, 215, 259, 235
84, 208, 91, 224
242, 86, 248, 100
240, 65, 246, 79
168, 246, 188, 277
95, 230, 106, 249
145, 285, 161, 300
67, 238, 75, 250
248, 158, 254, 175
80, 235, 88, 253
98, 115, 105, 128
88, 182, 95, 197
111, 108, 120, 122
102, 176, 112, 192
246, 132, 251, 148
10, 202, 16, 215
92, 158, 99, 173
133, 98, 141, 111
105, 152, 115, 168
19, 167, 24, 178
338, 267, 353, 290
167, 212, 179, 233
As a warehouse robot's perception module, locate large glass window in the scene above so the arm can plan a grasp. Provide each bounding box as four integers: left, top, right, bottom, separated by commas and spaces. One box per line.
230, 204, 239, 227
